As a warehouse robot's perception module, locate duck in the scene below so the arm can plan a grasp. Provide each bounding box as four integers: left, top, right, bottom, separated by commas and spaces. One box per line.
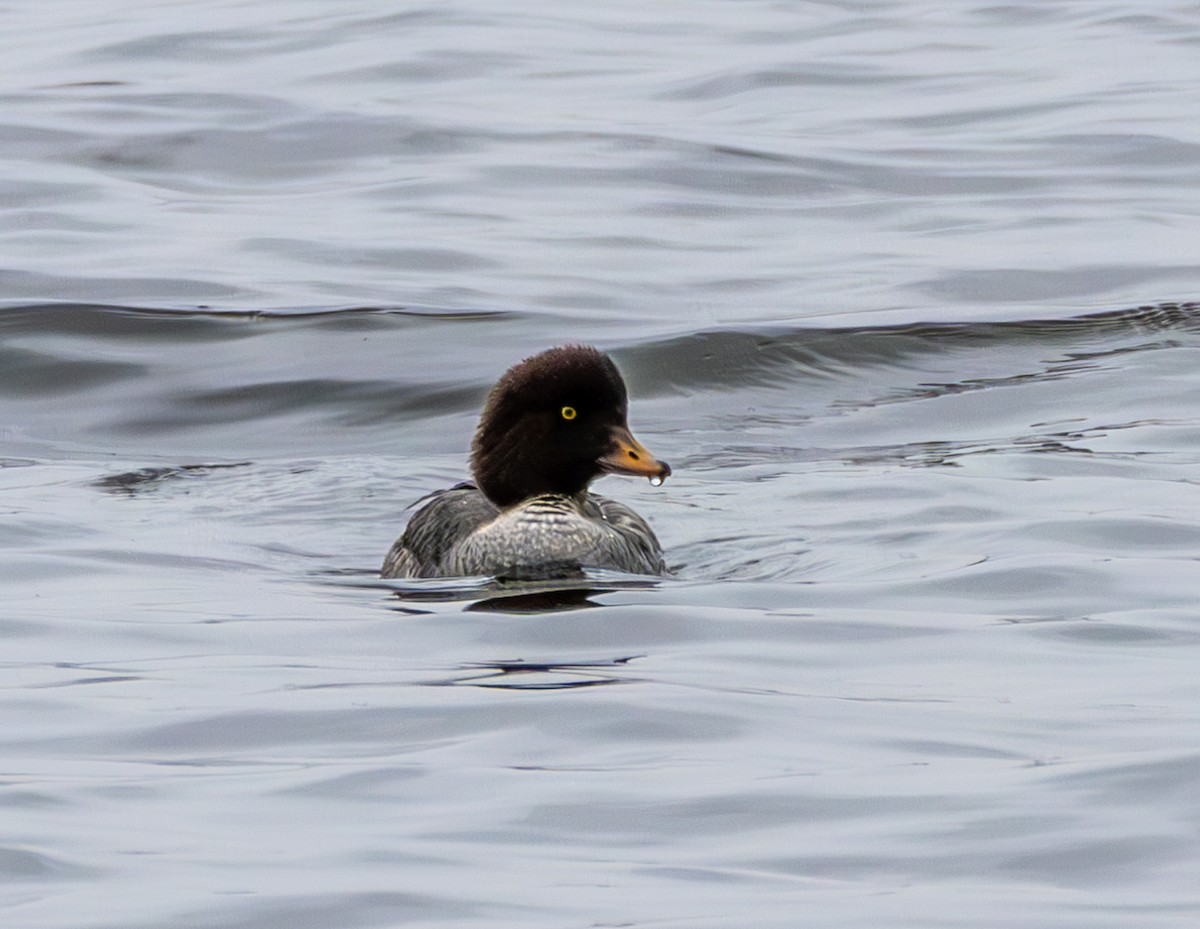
381, 345, 671, 580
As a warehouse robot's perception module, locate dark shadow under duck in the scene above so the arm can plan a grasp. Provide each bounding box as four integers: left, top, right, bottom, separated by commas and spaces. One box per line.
381, 345, 671, 580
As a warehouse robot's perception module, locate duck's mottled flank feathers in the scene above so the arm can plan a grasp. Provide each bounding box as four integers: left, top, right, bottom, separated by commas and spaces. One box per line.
380, 484, 497, 578
382, 487, 665, 580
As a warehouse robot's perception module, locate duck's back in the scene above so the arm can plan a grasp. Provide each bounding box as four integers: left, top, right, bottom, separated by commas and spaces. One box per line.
380, 484, 498, 579
587, 494, 669, 576
381, 486, 667, 580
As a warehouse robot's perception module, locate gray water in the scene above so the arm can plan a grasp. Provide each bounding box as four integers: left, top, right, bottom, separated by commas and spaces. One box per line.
4, 2, 1200, 927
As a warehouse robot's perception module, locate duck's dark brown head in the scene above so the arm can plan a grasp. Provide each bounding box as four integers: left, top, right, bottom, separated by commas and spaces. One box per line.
470, 345, 671, 509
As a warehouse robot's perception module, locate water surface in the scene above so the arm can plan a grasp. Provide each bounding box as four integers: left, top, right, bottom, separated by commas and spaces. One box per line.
4, 2, 1200, 927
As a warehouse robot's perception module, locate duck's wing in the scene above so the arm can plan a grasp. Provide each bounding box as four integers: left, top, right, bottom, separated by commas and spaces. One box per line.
381, 484, 499, 578
588, 493, 670, 576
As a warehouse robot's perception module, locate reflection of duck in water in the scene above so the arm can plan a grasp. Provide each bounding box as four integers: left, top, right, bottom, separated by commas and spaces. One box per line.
381, 345, 671, 580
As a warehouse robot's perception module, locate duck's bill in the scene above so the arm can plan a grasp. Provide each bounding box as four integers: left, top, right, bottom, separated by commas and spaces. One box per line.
600, 425, 671, 482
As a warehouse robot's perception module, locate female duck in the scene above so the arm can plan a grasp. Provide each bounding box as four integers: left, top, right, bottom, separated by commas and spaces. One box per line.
381, 345, 671, 580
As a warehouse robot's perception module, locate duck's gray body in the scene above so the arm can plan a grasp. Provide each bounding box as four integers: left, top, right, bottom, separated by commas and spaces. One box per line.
381, 483, 667, 580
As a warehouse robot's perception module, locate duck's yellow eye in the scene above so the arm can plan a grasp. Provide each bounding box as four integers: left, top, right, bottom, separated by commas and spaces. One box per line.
560, 406, 577, 421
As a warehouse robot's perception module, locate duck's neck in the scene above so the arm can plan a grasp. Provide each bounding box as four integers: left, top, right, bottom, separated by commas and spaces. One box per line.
480, 477, 590, 512
472, 446, 592, 510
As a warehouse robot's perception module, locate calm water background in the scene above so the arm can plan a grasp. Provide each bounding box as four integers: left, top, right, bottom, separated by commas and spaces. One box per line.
4, 2, 1200, 927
